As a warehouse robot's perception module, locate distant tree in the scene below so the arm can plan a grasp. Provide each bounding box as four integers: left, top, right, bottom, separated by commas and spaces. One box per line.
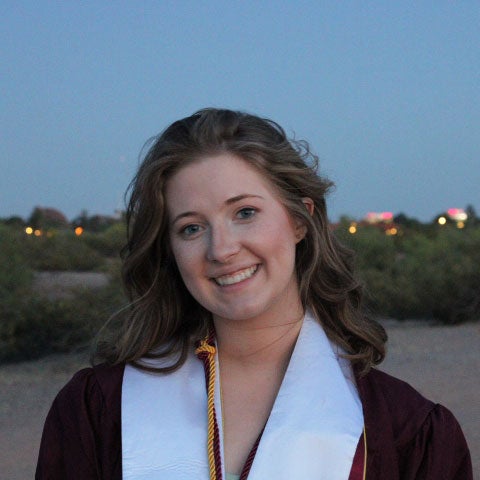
28, 207, 69, 230
465, 204, 478, 225
1, 216, 26, 227
72, 209, 89, 228
72, 210, 119, 233
338, 214, 357, 224
393, 213, 422, 229
88, 215, 118, 232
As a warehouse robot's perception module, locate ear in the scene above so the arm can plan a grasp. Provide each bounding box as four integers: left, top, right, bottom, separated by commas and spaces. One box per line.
294, 197, 314, 242
302, 197, 314, 216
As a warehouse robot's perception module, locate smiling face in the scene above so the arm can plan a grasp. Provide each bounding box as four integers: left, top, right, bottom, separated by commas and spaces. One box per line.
165, 153, 306, 326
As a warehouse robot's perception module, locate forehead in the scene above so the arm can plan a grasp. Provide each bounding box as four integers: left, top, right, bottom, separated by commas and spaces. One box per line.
165, 153, 280, 212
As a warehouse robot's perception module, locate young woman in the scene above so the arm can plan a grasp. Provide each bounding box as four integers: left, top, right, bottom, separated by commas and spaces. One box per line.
36, 108, 472, 479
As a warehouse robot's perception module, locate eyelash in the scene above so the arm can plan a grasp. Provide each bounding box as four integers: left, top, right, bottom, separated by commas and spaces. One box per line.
236, 207, 257, 219
180, 224, 202, 237
178, 207, 258, 238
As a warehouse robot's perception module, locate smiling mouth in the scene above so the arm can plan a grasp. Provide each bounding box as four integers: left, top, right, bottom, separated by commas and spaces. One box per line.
213, 265, 259, 286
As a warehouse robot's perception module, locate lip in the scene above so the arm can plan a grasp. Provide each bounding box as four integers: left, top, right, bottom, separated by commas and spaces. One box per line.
209, 264, 259, 279
210, 264, 260, 286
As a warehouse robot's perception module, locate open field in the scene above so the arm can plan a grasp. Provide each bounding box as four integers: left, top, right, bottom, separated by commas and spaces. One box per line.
0, 320, 478, 479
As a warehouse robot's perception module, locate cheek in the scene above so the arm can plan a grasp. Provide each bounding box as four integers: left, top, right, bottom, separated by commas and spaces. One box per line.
262, 218, 299, 252
170, 241, 203, 284
253, 228, 298, 275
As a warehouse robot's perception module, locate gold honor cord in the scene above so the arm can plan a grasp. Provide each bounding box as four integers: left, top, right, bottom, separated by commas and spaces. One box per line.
195, 339, 220, 480
195, 337, 261, 480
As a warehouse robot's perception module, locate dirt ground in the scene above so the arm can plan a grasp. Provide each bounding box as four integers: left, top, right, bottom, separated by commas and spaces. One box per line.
0, 321, 478, 479
32, 271, 109, 299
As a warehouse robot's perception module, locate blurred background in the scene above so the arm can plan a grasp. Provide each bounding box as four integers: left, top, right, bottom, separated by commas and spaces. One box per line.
0, 1, 478, 477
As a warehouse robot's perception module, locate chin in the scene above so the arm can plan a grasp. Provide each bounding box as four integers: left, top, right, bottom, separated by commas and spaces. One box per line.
211, 300, 275, 324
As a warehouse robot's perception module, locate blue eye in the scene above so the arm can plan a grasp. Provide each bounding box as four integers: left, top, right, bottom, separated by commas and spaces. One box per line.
181, 224, 201, 236
237, 208, 256, 219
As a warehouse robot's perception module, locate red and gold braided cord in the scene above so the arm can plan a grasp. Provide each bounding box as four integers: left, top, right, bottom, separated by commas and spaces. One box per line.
196, 335, 264, 480
195, 338, 222, 480
238, 426, 264, 480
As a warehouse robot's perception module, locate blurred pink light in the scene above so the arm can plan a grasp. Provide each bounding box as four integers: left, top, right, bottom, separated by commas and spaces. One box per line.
447, 208, 461, 216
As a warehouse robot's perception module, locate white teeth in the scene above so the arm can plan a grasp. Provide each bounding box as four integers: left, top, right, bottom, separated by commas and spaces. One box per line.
214, 265, 258, 286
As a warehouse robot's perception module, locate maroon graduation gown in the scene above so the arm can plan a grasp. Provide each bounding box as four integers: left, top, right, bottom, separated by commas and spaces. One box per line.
35, 363, 473, 479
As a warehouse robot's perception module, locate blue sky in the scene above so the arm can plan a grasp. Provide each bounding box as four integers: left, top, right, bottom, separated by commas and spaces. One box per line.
2, 1, 478, 222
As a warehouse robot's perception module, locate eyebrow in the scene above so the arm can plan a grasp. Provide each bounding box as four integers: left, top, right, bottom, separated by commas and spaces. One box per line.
225, 194, 264, 205
170, 194, 264, 225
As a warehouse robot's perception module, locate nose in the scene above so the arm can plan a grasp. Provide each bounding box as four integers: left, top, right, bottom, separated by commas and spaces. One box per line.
206, 224, 240, 263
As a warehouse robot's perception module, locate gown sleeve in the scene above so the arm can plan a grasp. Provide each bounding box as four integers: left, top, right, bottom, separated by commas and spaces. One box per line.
357, 368, 473, 480
397, 403, 472, 480
35, 365, 123, 480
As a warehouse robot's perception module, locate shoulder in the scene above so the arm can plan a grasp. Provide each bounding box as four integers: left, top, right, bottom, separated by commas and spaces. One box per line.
56, 362, 125, 397
358, 369, 434, 431
36, 363, 125, 479
53, 363, 125, 420
358, 368, 449, 446
357, 368, 472, 479
359, 368, 433, 416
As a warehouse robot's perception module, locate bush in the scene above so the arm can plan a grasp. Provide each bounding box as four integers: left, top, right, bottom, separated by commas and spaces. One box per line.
21, 231, 104, 271
0, 226, 33, 298
0, 226, 125, 362
83, 222, 126, 258
336, 225, 480, 323
0, 266, 127, 362
401, 229, 480, 323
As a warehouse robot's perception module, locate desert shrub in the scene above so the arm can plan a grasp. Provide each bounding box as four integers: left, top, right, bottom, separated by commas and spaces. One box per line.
397, 229, 480, 323
0, 225, 33, 298
1, 297, 80, 361
0, 225, 125, 361
83, 222, 126, 258
338, 226, 397, 271
336, 226, 398, 313
0, 226, 126, 362
20, 231, 104, 271
336, 225, 480, 323
0, 265, 127, 362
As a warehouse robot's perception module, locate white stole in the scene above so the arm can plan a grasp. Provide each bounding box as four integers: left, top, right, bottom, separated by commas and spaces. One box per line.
122, 312, 364, 479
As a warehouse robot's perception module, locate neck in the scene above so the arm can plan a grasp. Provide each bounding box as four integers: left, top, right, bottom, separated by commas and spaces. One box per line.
213, 307, 305, 368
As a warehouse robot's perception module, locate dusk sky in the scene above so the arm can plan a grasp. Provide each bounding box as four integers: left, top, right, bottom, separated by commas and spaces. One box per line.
2, 2, 478, 222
